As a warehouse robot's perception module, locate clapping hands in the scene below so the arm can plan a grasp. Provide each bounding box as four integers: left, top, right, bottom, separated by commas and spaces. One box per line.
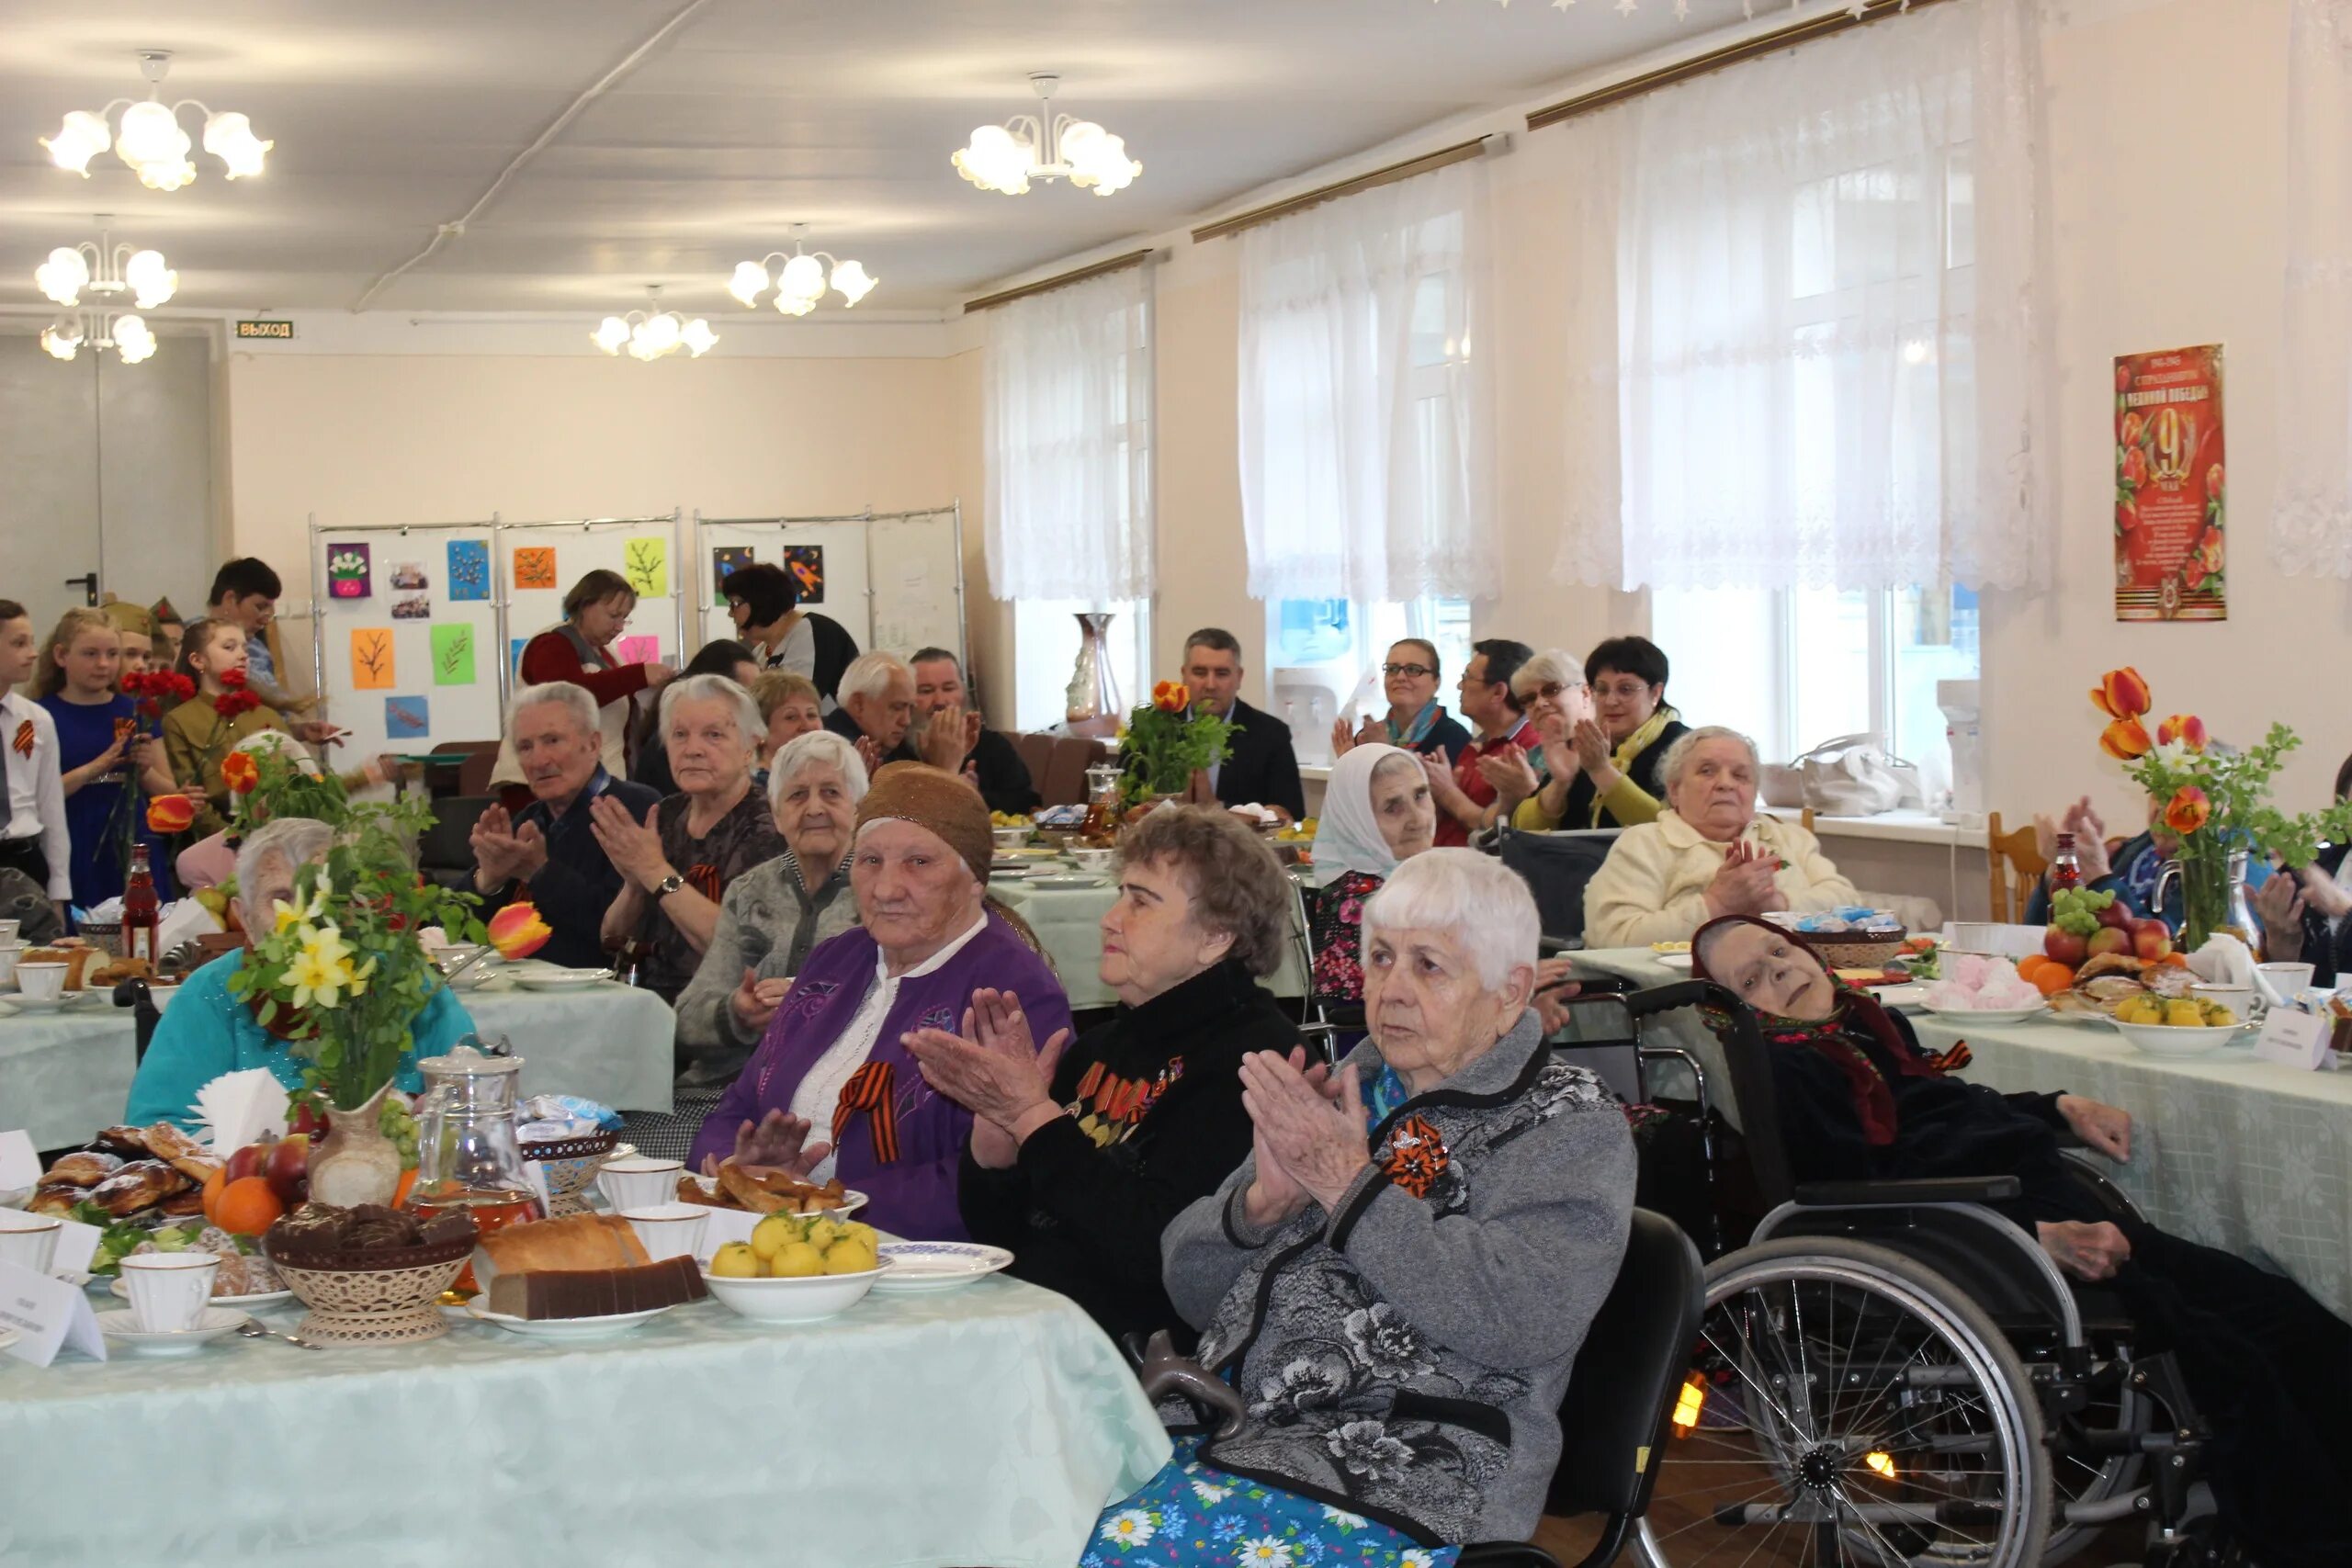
1239, 1048, 1368, 1224
704, 1109, 831, 1181
1704, 837, 1781, 918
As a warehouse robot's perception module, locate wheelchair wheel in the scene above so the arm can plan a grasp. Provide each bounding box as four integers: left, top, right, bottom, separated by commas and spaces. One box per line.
1633, 1235, 2051, 1568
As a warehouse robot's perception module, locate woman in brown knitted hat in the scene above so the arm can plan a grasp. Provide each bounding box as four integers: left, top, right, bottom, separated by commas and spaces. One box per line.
687, 761, 1071, 1239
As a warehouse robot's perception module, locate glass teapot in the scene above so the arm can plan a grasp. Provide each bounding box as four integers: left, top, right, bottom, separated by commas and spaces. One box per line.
1082, 761, 1125, 842
403, 1037, 546, 1233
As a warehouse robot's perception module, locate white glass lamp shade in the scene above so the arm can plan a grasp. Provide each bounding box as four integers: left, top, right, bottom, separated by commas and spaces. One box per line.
117, 100, 194, 186
35, 247, 90, 307
633, 312, 682, 360
40, 317, 84, 361
773, 291, 816, 318
727, 260, 770, 308
680, 318, 718, 356
111, 313, 157, 365
778, 252, 826, 306
1062, 120, 1140, 196
829, 259, 876, 307
124, 249, 177, 309
201, 111, 271, 178
954, 123, 1032, 195
40, 110, 112, 175
592, 316, 632, 355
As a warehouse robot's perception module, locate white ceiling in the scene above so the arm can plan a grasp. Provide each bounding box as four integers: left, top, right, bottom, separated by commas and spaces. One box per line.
0, 0, 1747, 318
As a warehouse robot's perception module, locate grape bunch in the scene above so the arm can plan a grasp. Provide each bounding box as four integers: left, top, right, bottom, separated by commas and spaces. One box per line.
2049, 886, 2117, 937
378, 1090, 421, 1170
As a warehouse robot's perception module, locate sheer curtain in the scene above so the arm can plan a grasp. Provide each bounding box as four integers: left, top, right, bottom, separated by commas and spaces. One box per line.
1237, 158, 1501, 604
982, 264, 1155, 602
1550, 0, 2052, 592
2278, 0, 2352, 578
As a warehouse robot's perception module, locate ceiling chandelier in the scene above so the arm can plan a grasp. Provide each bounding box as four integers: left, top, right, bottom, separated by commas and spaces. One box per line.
40, 310, 157, 366
40, 51, 272, 191
728, 225, 876, 316
36, 219, 177, 311
953, 74, 1140, 197
592, 286, 718, 360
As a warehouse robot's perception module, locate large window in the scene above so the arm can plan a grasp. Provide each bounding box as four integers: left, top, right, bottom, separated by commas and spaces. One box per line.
1263, 594, 1472, 767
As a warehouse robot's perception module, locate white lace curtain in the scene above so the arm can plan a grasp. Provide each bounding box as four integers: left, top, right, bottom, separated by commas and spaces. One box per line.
1237, 158, 1502, 604
2279, 0, 2352, 578
981, 264, 1155, 602
1549, 0, 2052, 592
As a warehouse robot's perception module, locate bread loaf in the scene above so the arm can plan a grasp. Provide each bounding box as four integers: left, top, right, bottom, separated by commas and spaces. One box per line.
477, 1212, 650, 1275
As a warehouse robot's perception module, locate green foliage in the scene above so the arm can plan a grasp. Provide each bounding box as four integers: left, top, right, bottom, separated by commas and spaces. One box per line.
233, 743, 350, 834
2120, 721, 2352, 868
1117, 692, 1237, 800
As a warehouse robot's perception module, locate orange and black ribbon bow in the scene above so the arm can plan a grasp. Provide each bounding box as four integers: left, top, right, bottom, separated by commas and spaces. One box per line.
833, 1060, 900, 1164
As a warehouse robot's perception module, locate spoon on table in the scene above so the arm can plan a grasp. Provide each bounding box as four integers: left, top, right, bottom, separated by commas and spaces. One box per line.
236, 1318, 319, 1350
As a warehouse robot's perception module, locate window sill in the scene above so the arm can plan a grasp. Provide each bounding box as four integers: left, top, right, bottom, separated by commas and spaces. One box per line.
1766, 807, 1987, 851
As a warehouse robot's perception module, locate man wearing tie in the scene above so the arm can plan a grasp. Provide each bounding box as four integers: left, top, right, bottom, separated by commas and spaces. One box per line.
1180, 627, 1305, 825
0, 603, 73, 927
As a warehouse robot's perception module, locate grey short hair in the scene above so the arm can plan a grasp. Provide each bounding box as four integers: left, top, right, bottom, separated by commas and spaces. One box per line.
838, 651, 911, 707
768, 728, 870, 809
234, 816, 334, 928
1509, 648, 1588, 703
505, 682, 599, 743
658, 672, 760, 750
1116, 806, 1293, 978
1361, 848, 1540, 992
1661, 725, 1760, 795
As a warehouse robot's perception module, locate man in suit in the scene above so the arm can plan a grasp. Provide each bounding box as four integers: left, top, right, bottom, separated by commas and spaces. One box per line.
1181, 627, 1305, 823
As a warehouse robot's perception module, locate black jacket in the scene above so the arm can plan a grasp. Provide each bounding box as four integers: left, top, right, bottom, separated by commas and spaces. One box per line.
1211, 698, 1306, 821
822, 705, 916, 766
957, 959, 1298, 1348
2293, 843, 2352, 987
476, 768, 660, 971
962, 728, 1039, 815
805, 613, 859, 704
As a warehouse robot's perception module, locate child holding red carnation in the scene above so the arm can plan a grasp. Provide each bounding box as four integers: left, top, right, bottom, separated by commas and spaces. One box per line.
160, 617, 385, 836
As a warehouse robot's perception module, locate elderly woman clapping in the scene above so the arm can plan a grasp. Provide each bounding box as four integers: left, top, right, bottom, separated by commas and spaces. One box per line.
596, 673, 785, 1004
688, 763, 1070, 1239
1105, 851, 1634, 1555
1582, 725, 1858, 948
673, 729, 869, 1102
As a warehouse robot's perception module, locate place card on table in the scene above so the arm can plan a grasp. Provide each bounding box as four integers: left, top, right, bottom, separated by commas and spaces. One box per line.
2253, 1007, 2330, 1071
0, 1128, 39, 1192
49, 1217, 102, 1276
0, 1258, 107, 1367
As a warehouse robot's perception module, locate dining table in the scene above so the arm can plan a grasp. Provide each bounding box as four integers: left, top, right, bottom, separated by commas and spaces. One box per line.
1574, 944, 2352, 1320
0, 1271, 1170, 1567
0, 976, 677, 1154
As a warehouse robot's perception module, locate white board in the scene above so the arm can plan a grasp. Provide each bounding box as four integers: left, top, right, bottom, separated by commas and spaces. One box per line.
692, 507, 964, 670
695, 520, 873, 651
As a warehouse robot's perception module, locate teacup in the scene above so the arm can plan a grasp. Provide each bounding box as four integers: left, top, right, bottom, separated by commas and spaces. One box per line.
2256, 962, 2319, 1009
0, 919, 19, 944
0, 1209, 62, 1275
0, 942, 22, 986
621, 1202, 710, 1263
119, 1251, 220, 1332
2190, 982, 2257, 1025
1068, 845, 1118, 875
597, 1156, 684, 1213
14, 963, 66, 1002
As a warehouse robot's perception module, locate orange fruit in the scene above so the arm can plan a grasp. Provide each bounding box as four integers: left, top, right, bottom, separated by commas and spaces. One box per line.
2015, 954, 2050, 983
201, 1167, 228, 1224
2032, 964, 2075, 997
214, 1176, 286, 1237
391, 1168, 417, 1209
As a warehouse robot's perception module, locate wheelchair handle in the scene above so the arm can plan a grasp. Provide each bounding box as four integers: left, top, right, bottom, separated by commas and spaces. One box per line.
1128, 1329, 1246, 1438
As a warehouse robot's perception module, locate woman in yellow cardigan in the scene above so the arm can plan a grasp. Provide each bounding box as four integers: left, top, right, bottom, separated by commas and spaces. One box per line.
161, 618, 377, 835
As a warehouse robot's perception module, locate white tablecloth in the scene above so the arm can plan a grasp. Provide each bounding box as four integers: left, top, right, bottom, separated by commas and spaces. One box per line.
0, 981, 676, 1151
992, 873, 1308, 1011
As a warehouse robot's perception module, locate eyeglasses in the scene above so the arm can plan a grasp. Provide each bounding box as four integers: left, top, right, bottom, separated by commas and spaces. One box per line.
1592, 680, 1657, 703
1525, 682, 1583, 703
1382, 662, 1434, 679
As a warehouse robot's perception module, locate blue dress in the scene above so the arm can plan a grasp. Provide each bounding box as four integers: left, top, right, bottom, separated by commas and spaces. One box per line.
38, 692, 175, 910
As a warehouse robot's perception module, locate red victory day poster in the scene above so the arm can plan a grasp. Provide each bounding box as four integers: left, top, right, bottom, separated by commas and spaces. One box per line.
2114, 344, 2225, 621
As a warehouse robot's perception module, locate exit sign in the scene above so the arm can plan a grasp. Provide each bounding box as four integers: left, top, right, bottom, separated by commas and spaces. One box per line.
235, 319, 294, 340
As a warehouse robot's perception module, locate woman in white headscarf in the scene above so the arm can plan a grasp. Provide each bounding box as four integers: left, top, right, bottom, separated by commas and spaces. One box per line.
1307, 742, 1436, 1005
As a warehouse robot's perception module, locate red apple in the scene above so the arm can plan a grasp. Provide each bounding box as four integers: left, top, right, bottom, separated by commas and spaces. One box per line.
224, 1139, 273, 1186
2132, 919, 2173, 962
2097, 900, 2133, 932
288, 1102, 328, 1139
2043, 926, 2088, 965
263, 1134, 311, 1206
2086, 927, 2132, 960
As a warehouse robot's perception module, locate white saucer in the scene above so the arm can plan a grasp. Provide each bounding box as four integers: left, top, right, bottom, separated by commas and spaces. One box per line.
870, 1241, 1013, 1294
514, 968, 610, 992
96, 1306, 246, 1352
1028, 874, 1102, 890
108, 1278, 292, 1310
5, 991, 89, 1013
1654, 953, 1693, 972
1919, 1002, 2048, 1026
465, 1301, 678, 1339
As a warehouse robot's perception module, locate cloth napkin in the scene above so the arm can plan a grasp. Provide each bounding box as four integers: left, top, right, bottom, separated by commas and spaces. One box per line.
2186, 932, 2257, 990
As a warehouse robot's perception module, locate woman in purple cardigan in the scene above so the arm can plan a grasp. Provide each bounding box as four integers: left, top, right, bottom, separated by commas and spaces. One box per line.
690, 762, 1070, 1240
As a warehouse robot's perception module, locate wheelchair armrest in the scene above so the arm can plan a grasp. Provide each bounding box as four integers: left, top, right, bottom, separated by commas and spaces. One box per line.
1127, 1329, 1246, 1438
1792, 1175, 2022, 1207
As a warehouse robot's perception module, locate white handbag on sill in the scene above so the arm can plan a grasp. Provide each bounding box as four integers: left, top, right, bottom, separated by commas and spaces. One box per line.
1793, 732, 1924, 818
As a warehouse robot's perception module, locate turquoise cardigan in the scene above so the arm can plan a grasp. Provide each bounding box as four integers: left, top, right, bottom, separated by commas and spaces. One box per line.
125, 950, 477, 1133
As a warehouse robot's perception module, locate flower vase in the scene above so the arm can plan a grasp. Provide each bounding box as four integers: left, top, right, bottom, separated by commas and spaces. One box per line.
1066, 612, 1122, 724
308, 1079, 402, 1208
2173, 835, 2251, 952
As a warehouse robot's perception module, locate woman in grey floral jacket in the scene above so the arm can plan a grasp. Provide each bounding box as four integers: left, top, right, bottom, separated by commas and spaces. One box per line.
1081, 850, 1634, 1566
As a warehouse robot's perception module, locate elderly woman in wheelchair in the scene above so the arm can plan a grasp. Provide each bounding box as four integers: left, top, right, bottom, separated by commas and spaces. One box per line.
1665, 912, 2352, 1568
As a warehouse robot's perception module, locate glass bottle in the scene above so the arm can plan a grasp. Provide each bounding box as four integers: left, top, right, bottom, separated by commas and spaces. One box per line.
2050, 831, 2083, 894
402, 1040, 545, 1299
1082, 761, 1124, 843
121, 844, 159, 964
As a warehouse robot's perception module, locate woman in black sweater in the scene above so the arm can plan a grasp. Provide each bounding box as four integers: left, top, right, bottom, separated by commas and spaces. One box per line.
906, 806, 1300, 1348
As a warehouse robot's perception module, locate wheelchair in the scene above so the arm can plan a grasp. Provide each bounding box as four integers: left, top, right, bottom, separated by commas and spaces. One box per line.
1551, 982, 2221, 1568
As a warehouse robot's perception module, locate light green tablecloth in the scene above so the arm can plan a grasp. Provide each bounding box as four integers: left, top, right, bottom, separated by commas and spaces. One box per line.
0, 981, 675, 1151
0, 1275, 1170, 1567
992, 869, 1307, 1011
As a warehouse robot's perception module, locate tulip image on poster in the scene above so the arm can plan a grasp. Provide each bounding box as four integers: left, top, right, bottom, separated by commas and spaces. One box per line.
2115, 344, 2225, 622
327, 544, 372, 600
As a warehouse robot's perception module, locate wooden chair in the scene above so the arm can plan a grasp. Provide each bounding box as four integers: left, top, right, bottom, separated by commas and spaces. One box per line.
1985, 811, 2049, 923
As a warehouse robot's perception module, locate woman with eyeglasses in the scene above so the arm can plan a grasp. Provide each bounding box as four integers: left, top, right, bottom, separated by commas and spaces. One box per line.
1329, 638, 1471, 764
1487, 637, 1689, 833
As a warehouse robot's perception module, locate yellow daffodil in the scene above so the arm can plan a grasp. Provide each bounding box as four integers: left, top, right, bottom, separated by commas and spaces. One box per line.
274, 900, 300, 933
287, 922, 361, 1010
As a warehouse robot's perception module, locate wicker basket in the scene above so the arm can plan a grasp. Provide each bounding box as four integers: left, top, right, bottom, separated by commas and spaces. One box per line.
74, 922, 123, 960
1809, 931, 1908, 971
266, 1235, 472, 1346
524, 1134, 628, 1216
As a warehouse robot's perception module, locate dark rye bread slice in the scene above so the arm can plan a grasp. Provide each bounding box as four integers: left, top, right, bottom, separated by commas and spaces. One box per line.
485, 1253, 707, 1320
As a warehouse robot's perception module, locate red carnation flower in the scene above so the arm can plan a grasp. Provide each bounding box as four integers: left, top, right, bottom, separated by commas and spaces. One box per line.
219, 666, 248, 691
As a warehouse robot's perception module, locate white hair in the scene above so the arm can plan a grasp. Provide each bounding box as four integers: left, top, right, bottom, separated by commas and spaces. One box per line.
1509, 648, 1588, 702
1360, 848, 1540, 992
768, 728, 870, 809
1661, 725, 1760, 795
505, 682, 599, 743
234, 816, 334, 928
838, 650, 911, 707
658, 672, 760, 750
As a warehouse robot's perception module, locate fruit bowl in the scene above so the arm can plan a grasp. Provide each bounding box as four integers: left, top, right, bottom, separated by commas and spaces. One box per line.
2109, 1020, 2241, 1059
700, 1259, 889, 1323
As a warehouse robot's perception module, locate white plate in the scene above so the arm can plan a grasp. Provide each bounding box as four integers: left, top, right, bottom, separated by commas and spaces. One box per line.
1027, 874, 1102, 890
1655, 953, 1693, 972
108, 1277, 292, 1310
1918, 1003, 2047, 1026
4, 991, 90, 1013
514, 968, 612, 992
870, 1241, 1013, 1294
96, 1305, 246, 1352
465, 1301, 678, 1339
2109, 1019, 2243, 1058
685, 1175, 867, 1220
700, 1259, 889, 1322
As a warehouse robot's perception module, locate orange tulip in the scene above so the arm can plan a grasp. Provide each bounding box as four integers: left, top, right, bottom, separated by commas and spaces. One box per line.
2154, 714, 2208, 752
2098, 717, 2153, 761
486, 901, 552, 960
2089, 667, 2153, 721
146, 794, 197, 834
1151, 680, 1191, 715
220, 750, 261, 794
2163, 784, 2211, 835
